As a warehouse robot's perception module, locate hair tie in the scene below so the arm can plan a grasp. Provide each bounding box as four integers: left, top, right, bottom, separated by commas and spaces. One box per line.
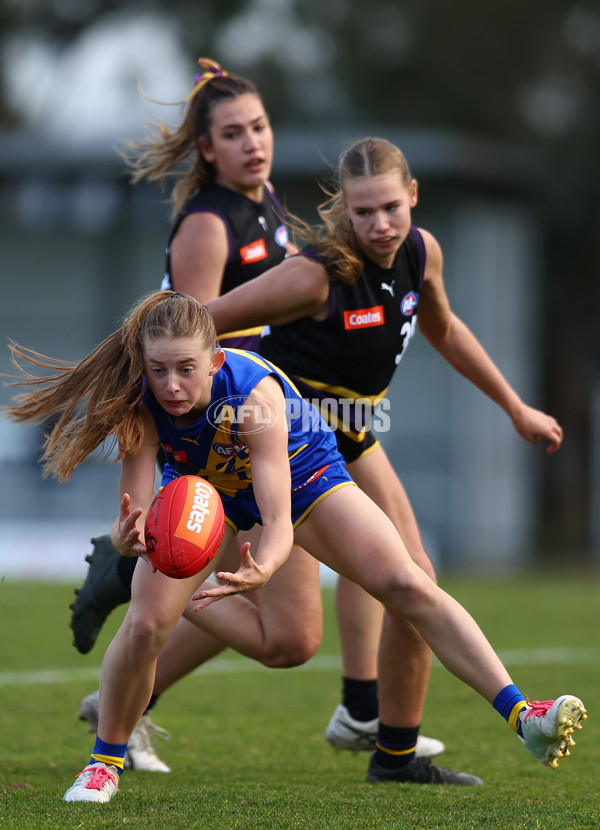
184, 57, 229, 103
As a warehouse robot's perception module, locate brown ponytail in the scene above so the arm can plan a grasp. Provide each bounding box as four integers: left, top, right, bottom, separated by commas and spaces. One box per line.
118, 58, 264, 217
5, 291, 218, 481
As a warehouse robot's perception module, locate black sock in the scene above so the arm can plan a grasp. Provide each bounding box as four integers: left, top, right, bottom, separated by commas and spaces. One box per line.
342, 677, 378, 722
116, 555, 137, 592
143, 694, 159, 716
374, 722, 419, 769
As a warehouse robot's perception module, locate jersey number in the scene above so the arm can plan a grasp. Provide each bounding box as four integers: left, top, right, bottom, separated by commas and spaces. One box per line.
395, 316, 417, 366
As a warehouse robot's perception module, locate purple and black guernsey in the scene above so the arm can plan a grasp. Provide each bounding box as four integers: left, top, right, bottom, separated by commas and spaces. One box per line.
258, 227, 426, 462
162, 183, 289, 349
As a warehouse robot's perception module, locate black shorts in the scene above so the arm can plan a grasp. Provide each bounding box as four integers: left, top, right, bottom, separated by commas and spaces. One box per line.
333, 428, 379, 464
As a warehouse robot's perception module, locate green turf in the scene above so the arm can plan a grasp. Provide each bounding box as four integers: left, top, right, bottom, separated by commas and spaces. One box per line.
0, 574, 598, 829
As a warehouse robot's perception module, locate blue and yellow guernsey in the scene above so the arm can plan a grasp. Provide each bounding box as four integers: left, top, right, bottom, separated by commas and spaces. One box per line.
143, 349, 354, 531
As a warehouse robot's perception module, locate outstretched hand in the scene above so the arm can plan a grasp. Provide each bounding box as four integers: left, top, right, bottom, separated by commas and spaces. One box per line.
191, 542, 268, 610
511, 404, 564, 454
110, 492, 156, 571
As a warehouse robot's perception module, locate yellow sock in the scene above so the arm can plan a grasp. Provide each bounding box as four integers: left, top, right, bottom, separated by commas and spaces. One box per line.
90, 752, 125, 772
508, 700, 528, 734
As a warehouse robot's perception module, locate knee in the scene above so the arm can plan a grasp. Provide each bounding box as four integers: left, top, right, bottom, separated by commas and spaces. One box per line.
260, 626, 322, 669
123, 608, 172, 657
378, 571, 436, 618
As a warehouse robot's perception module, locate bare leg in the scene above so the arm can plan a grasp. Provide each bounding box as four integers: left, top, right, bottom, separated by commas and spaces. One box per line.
294, 486, 513, 719
336, 446, 435, 724
185, 536, 322, 666
152, 529, 322, 696
335, 578, 382, 680
153, 617, 226, 694
98, 529, 233, 744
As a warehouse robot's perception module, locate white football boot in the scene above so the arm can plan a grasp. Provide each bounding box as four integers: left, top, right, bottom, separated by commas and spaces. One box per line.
518, 695, 587, 768
325, 704, 445, 758
125, 713, 172, 773
63, 762, 119, 803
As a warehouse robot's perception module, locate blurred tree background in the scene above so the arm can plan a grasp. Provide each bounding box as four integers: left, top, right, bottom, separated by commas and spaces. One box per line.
1, 0, 599, 558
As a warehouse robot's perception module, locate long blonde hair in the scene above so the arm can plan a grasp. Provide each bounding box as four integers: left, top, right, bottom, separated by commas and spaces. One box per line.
5, 291, 218, 481
295, 137, 414, 284
118, 58, 264, 218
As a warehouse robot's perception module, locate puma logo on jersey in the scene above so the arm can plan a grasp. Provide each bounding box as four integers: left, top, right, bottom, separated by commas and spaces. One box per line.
240, 238, 268, 265
344, 306, 385, 329
381, 280, 395, 296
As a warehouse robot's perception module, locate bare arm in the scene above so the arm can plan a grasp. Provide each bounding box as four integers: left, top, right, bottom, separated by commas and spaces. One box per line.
192, 374, 294, 608
169, 212, 230, 303
110, 404, 161, 565
207, 254, 330, 333
417, 228, 563, 453
171, 198, 299, 302
242, 375, 294, 574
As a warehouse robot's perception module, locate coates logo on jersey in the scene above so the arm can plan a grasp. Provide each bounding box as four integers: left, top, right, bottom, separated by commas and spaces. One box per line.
343, 306, 385, 330
401, 291, 419, 316
240, 238, 268, 265
275, 224, 288, 249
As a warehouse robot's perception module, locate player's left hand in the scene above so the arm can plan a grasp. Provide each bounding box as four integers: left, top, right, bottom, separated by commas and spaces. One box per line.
191, 542, 269, 609
511, 404, 564, 454
110, 492, 156, 571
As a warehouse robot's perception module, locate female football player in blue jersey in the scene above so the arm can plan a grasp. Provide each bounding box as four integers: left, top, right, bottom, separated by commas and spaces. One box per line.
71, 58, 444, 769
6, 290, 585, 803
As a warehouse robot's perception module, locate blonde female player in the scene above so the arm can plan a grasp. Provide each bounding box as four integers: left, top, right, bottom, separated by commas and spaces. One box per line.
6, 291, 586, 802
73, 59, 443, 767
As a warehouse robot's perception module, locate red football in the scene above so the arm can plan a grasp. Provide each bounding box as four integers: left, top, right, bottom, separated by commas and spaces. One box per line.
144, 475, 225, 579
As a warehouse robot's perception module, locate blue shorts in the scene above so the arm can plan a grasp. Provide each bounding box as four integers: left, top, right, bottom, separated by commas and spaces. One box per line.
221, 459, 355, 533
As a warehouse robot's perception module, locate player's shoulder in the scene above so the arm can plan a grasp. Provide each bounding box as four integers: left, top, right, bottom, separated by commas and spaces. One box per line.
175, 209, 229, 251
180, 185, 244, 224
186, 184, 234, 208
137, 400, 160, 445
285, 251, 330, 300
413, 226, 440, 251
414, 227, 443, 269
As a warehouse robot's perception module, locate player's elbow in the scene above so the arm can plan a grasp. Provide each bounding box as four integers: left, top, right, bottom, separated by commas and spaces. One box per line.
419, 318, 452, 352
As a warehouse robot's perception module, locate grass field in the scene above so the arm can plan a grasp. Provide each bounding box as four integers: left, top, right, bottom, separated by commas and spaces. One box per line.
0, 574, 599, 829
